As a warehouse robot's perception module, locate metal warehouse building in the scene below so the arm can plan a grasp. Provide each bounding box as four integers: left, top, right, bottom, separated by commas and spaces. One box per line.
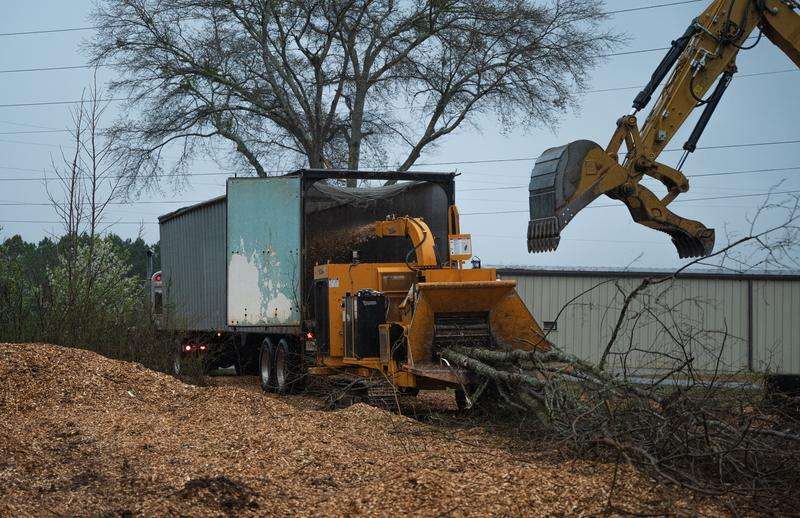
497, 267, 800, 376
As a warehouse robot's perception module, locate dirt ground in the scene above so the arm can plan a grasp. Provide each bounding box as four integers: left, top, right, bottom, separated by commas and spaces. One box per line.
0, 343, 722, 516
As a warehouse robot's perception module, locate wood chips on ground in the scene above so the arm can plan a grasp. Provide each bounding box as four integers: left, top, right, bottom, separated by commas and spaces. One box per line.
0, 343, 723, 516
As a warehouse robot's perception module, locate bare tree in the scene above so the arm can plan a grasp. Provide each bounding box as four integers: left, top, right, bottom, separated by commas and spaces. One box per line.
89, 0, 617, 186
82, 72, 124, 239
46, 94, 87, 323
45, 76, 125, 345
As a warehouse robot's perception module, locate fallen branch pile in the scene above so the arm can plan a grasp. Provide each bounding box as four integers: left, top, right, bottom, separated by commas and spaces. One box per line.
441, 344, 800, 514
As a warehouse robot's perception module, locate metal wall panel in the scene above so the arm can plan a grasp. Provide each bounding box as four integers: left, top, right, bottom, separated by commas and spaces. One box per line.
752, 280, 800, 375
504, 271, 764, 374
160, 198, 227, 331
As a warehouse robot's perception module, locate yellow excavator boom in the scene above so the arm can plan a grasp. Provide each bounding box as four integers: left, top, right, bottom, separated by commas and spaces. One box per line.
528, 0, 800, 258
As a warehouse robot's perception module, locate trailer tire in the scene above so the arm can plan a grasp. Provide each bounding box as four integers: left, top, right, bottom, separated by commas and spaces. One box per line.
173, 338, 184, 376
259, 338, 276, 393
275, 339, 291, 394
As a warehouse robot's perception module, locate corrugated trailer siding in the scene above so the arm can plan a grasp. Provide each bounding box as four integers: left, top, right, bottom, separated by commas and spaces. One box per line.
160, 199, 227, 331
752, 280, 800, 374
505, 273, 753, 373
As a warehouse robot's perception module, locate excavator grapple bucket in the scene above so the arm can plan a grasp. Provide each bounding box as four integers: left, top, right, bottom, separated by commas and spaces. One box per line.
528, 140, 716, 258
528, 140, 608, 253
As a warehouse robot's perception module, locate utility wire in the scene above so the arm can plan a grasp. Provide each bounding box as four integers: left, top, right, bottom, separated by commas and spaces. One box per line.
460, 189, 800, 216
406, 139, 800, 167
0, 0, 706, 39
0, 219, 157, 225
2, 65, 793, 111
0, 200, 203, 207
0, 169, 287, 181
3, 188, 795, 228
587, 68, 797, 93
3, 188, 798, 211
0, 64, 104, 74
0, 96, 138, 108
0, 119, 61, 131
4, 136, 798, 157
458, 166, 800, 191
2, 161, 800, 185
604, 0, 703, 15
1, 42, 752, 76
0, 27, 98, 37
0, 129, 69, 136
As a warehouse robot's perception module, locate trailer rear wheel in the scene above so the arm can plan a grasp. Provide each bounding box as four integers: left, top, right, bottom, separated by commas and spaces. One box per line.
259, 338, 276, 393
275, 339, 291, 394
173, 338, 184, 376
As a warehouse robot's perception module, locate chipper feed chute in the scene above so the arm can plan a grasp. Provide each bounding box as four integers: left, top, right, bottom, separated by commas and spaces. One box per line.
405, 281, 550, 372
527, 140, 715, 258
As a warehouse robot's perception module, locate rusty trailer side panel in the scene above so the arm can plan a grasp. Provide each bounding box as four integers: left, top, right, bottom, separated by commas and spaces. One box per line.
159, 196, 227, 331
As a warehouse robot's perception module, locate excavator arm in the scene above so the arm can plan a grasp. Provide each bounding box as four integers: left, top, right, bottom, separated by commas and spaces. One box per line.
528, 0, 800, 258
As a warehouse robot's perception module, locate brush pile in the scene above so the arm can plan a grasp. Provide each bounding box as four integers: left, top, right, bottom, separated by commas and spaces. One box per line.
440, 343, 800, 514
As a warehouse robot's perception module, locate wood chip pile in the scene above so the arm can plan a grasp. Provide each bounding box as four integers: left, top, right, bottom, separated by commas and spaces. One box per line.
0, 343, 721, 516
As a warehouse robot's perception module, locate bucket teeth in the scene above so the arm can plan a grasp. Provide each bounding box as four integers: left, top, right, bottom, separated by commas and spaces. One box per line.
667, 230, 715, 259
527, 217, 562, 253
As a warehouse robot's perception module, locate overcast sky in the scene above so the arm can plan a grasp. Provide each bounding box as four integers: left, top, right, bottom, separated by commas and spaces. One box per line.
2, 0, 799, 269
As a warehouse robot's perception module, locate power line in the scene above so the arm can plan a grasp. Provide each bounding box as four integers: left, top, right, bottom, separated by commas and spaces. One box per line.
0, 41, 670, 75
604, 0, 703, 15
5, 188, 793, 228
0, 169, 284, 181
0, 43, 724, 76
408, 139, 800, 167
0, 129, 67, 136
2, 161, 800, 185
5, 134, 792, 167
0, 41, 674, 75
458, 165, 800, 191
0, 200, 203, 207
0, 119, 61, 131
0, 26, 98, 37
0, 2, 731, 79
0, 97, 137, 108
0, 64, 104, 74
0, 219, 157, 225
2, 64, 793, 111
4, 187, 798, 211
460, 189, 800, 215
0, 0, 705, 40
587, 68, 797, 93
